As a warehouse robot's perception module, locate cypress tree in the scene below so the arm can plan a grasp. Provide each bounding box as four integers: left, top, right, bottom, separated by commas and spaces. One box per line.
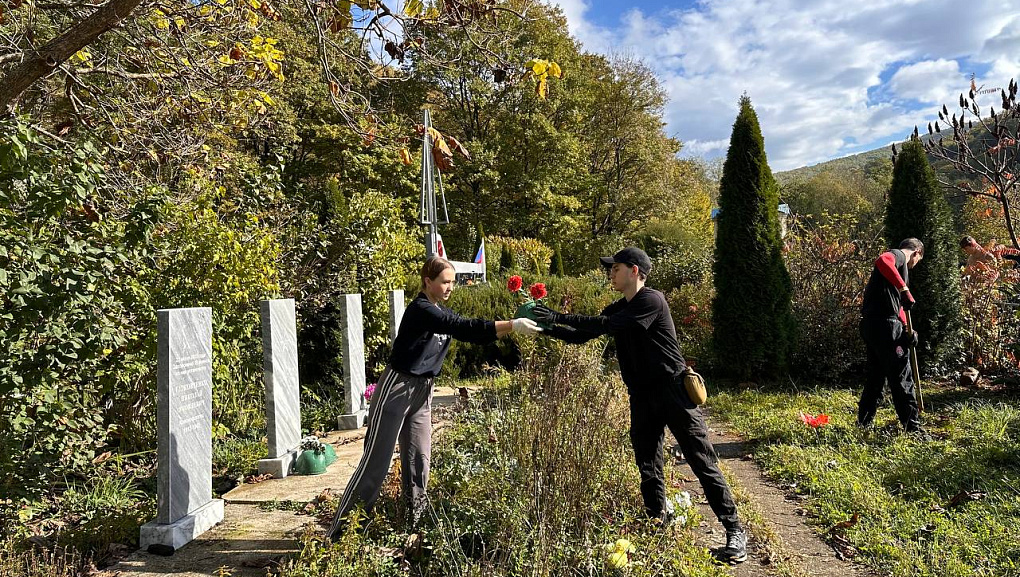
499, 243, 514, 273
551, 244, 565, 276
712, 95, 794, 378
885, 137, 962, 373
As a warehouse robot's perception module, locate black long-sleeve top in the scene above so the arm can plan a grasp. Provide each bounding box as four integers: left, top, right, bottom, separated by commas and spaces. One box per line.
545, 287, 687, 392
390, 292, 498, 377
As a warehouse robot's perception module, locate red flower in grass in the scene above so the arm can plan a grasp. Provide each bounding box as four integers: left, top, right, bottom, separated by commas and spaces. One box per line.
507, 275, 523, 292
529, 283, 548, 300
800, 412, 830, 428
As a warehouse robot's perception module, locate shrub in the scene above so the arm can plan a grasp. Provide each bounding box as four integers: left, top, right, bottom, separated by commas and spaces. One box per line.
485, 236, 553, 277
665, 280, 715, 367
960, 263, 1020, 374
550, 243, 565, 277
784, 214, 885, 380
499, 243, 513, 273
0, 121, 152, 510
437, 272, 617, 378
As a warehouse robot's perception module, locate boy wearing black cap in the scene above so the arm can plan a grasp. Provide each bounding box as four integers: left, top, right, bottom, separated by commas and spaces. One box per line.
533, 247, 747, 564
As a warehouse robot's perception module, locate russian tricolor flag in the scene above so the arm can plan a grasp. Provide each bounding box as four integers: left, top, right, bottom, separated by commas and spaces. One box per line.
474, 239, 485, 264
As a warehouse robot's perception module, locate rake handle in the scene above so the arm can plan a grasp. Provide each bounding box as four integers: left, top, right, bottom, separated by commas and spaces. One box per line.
905, 310, 924, 412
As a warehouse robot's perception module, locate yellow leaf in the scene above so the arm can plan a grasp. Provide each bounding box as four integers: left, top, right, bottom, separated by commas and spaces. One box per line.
548, 62, 561, 78
530, 59, 547, 76
251, 35, 264, 45
249, 0, 260, 7
536, 76, 547, 99
424, 4, 439, 19
426, 127, 444, 145
399, 147, 413, 165
174, 16, 186, 29
403, 0, 423, 17
262, 93, 276, 106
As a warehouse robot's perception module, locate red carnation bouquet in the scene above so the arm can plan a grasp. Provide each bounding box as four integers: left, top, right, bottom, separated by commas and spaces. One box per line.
508, 275, 550, 327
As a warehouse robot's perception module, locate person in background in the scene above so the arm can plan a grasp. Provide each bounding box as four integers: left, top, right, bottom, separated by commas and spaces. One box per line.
328, 256, 542, 539
858, 238, 924, 433
961, 235, 1020, 281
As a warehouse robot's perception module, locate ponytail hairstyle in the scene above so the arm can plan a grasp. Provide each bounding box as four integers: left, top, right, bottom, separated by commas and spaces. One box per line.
421, 255, 455, 283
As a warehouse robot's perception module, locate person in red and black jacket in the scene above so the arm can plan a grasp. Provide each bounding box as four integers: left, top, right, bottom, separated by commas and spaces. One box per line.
858, 238, 924, 432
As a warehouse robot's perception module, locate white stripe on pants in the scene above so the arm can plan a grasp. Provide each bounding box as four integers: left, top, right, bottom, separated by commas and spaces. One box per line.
328, 366, 433, 538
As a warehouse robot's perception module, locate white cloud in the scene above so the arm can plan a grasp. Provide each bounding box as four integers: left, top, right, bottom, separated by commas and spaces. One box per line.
547, 0, 1020, 170
889, 59, 961, 104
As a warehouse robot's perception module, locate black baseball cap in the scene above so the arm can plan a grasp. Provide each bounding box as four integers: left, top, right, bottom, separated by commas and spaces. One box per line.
600, 247, 652, 276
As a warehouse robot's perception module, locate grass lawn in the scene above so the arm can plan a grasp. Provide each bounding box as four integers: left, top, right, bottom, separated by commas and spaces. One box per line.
707, 381, 1020, 577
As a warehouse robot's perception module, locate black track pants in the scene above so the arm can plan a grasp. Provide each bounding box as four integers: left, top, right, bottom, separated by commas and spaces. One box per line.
858, 317, 920, 431
628, 383, 740, 530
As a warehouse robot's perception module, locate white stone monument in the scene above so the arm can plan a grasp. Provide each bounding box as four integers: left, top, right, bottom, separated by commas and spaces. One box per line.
140, 307, 224, 552
257, 299, 301, 478
388, 289, 404, 344
337, 294, 367, 429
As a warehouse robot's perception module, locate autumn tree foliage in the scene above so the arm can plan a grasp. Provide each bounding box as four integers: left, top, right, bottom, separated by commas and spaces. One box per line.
713, 95, 794, 379
919, 77, 1020, 247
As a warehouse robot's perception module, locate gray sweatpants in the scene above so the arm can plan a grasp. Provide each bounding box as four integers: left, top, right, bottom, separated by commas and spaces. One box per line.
328, 366, 433, 538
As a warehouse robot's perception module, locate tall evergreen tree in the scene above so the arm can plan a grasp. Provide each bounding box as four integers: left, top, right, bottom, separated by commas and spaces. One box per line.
551, 243, 565, 277
499, 243, 514, 273
712, 95, 794, 378
885, 137, 962, 373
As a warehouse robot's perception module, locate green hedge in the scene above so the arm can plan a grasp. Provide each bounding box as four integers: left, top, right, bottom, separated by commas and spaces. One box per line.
433, 271, 618, 378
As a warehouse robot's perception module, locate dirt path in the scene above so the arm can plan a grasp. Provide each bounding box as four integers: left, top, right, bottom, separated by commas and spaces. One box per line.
673, 418, 877, 577
100, 389, 879, 577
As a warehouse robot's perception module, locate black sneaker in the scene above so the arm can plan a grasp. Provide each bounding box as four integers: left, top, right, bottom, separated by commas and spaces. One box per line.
718, 528, 748, 564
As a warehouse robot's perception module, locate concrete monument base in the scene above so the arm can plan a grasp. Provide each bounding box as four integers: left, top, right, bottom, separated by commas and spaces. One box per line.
337, 410, 367, 430
139, 499, 224, 551
257, 448, 299, 478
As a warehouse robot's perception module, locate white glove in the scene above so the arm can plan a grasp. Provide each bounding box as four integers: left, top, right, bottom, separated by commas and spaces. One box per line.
511, 318, 542, 335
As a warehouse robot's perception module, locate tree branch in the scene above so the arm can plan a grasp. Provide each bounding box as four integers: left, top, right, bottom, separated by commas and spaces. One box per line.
73, 66, 178, 80
0, 0, 144, 113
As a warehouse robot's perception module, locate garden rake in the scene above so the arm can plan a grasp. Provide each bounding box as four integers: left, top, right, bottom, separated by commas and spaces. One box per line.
905, 310, 924, 412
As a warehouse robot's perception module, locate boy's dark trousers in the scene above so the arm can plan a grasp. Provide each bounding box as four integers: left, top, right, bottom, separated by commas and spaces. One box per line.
628, 381, 740, 529
858, 317, 921, 431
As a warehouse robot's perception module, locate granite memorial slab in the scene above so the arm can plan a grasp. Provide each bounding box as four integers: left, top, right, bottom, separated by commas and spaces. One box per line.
337, 294, 367, 430
257, 299, 302, 478
139, 307, 224, 552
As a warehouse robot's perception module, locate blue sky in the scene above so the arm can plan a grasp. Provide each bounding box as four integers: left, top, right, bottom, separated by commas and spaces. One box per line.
548, 0, 1020, 170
